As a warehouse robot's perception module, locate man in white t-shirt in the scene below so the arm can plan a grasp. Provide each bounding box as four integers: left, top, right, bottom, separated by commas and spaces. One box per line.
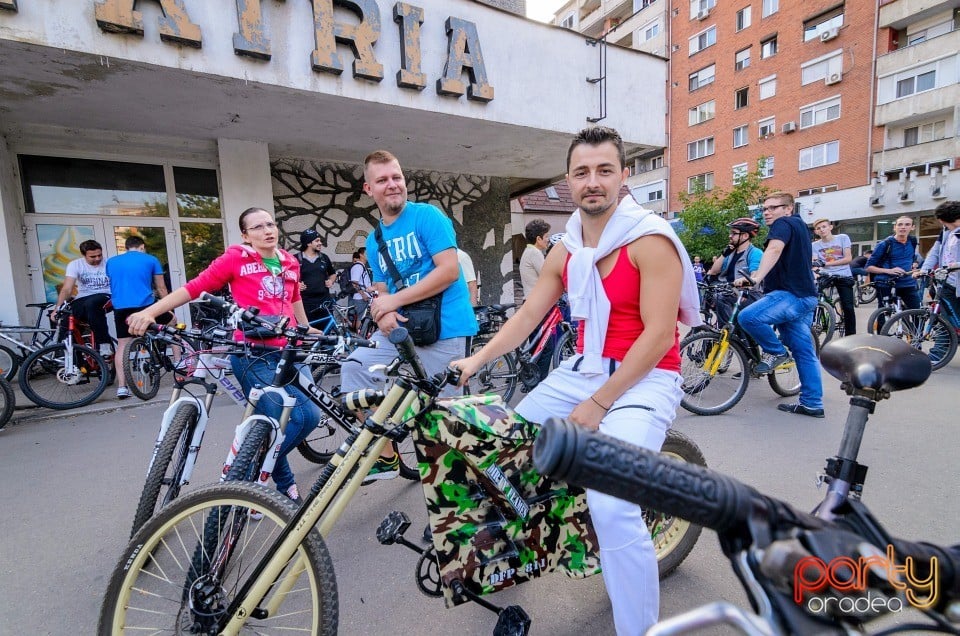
519, 219, 550, 298
812, 218, 856, 335
53, 239, 114, 354
457, 248, 479, 306
348, 247, 373, 319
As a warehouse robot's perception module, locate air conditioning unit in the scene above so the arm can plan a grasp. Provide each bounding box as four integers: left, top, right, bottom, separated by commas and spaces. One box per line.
819, 28, 839, 43
781, 122, 797, 134
825, 72, 842, 86
870, 196, 883, 207
697, 9, 710, 20
930, 167, 949, 199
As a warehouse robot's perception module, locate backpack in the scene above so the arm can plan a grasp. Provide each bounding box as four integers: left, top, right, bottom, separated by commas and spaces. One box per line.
336, 266, 354, 298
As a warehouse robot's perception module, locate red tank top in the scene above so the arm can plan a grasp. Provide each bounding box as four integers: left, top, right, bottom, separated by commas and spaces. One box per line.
563, 247, 681, 372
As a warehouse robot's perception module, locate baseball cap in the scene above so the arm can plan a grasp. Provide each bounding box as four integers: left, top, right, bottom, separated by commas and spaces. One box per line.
300, 228, 320, 249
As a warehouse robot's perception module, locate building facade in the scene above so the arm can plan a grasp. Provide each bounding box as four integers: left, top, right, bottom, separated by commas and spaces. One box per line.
0, 0, 666, 326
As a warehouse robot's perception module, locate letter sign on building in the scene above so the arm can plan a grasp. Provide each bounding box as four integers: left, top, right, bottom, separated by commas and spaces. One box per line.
438, 17, 494, 102
95, 0, 202, 47
0, 0, 18, 12
309, 0, 385, 82
393, 2, 426, 90
233, 0, 284, 60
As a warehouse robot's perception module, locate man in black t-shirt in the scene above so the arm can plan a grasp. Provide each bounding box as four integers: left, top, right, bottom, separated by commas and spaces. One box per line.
296, 228, 336, 327
735, 192, 823, 418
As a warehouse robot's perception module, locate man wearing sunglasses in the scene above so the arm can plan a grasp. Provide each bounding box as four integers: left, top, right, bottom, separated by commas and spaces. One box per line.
735, 192, 823, 418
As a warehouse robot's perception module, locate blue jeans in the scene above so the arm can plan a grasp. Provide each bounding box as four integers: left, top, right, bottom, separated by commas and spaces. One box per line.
231, 353, 321, 494
738, 290, 823, 409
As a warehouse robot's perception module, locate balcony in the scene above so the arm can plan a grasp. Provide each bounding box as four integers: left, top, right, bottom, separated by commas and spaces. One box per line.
873, 137, 958, 173
876, 28, 960, 77
875, 84, 960, 126
580, 0, 635, 38
879, 0, 957, 30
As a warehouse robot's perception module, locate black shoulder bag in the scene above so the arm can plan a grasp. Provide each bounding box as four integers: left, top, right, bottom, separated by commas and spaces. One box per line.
374, 225, 442, 346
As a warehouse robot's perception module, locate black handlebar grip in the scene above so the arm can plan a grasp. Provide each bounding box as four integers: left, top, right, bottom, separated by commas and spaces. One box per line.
199, 292, 228, 308
347, 335, 377, 349
534, 419, 759, 533
387, 327, 427, 379
737, 268, 755, 286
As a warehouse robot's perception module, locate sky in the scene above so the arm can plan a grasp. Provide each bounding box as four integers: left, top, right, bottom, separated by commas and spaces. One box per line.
526, 0, 568, 22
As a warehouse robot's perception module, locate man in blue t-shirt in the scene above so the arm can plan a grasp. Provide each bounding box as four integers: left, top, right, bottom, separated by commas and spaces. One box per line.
339, 149, 477, 481
866, 215, 922, 312
106, 236, 172, 399
735, 192, 823, 418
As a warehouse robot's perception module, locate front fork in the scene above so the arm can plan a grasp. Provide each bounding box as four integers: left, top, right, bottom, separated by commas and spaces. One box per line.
220, 386, 294, 486
704, 330, 731, 375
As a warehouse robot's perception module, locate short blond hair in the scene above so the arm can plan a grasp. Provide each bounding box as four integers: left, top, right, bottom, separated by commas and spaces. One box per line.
812, 218, 832, 228
764, 191, 795, 207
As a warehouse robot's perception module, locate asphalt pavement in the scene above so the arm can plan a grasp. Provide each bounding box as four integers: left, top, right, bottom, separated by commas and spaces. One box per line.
1, 330, 959, 635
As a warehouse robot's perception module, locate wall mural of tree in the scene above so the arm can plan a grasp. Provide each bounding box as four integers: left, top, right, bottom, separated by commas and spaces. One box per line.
270, 158, 513, 304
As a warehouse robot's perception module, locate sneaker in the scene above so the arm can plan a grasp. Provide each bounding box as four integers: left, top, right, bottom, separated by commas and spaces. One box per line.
777, 403, 825, 418
285, 484, 300, 502
754, 351, 792, 374
116, 386, 132, 400
363, 455, 400, 484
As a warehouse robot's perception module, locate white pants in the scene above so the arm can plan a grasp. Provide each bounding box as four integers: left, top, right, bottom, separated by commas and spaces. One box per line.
515, 356, 683, 635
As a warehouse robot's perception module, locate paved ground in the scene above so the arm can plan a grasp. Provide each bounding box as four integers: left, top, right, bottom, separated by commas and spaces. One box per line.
1, 330, 958, 635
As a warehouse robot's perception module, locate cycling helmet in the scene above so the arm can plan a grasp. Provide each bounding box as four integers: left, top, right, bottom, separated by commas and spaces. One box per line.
727, 217, 760, 236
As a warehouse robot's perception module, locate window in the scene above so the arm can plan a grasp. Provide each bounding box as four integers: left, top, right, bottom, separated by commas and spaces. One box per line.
735, 48, 751, 71
733, 125, 749, 148
762, 0, 778, 17
560, 13, 576, 29
798, 185, 838, 197
800, 96, 841, 128
689, 100, 716, 125
801, 51, 843, 85
904, 121, 947, 146
904, 21, 953, 47
736, 6, 751, 31
799, 141, 840, 170
690, 0, 716, 19
688, 136, 715, 160
758, 117, 776, 137
642, 21, 660, 41
760, 36, 778, 59
896, 70, 936, 98
634, 0, 655, 10
735, 87, 749, 109
689, 64, 716, 91
688, 172, 715, 192
651, 155, 664, 170
690, 26, 717, 55
759, 75, 776, 99
803, 6, 844, 41
759, 156, 774, 179
732, 163, 749, 184
633, 180, 666, 202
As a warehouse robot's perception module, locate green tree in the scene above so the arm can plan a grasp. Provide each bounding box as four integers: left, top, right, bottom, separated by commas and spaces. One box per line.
676, 158, 772, 261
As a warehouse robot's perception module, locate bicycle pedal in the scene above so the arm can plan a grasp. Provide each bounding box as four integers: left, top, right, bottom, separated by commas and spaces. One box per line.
494, 605, 531, 636
376, 510, 411, 545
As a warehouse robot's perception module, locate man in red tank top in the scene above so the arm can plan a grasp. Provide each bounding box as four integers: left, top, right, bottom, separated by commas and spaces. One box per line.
454, 126, 701, 635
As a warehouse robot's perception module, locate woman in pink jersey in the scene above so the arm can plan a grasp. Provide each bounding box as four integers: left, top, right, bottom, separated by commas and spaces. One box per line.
126, 207, 319, 501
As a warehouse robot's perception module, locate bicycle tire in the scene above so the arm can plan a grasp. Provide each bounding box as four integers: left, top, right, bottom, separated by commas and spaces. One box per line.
0, 376, 14, 430
858, 283, 877, 305
650, 430, 705, 579
129, 403, 200, 537
122, 336, 162, 401
18, 342, 108, 410
880, 309, 958, 372
866, 305, 894, 335
550, 329, 577, 371
226, 419, 274, 483
0, 343, 20, 380
678, 332, 749, 416
766, 354, 802, 397
832, 298, 846, 338
464, 340, 518, 403
811, 301, 836, 348
99, 482, 338, 635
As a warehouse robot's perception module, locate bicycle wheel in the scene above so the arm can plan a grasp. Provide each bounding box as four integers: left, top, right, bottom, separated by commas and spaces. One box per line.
0, 343, 20, 380
550, 328, 577, 371
0, 376, 14, 430
858, 283, 877, 305
866, 306, 894, 335
18, 342, 108, 410
122, 336, 162, 401
880, 309, 958, 372
226, 420, 274, 482
464, 346, 518, 403
99, 482, 338, 635
767, 352, 801, 397
298, 415, 355, 464
649, 430, 705, 579
811, 301, 836, 348
678, 332, 749, 416
394, 438, 419, 480
130, 403, 200, 537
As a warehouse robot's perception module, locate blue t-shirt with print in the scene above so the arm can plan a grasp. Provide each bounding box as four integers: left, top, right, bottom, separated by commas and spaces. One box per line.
763, 214, 816, 298
106, 251, 164, 309
366, 201, 477, 339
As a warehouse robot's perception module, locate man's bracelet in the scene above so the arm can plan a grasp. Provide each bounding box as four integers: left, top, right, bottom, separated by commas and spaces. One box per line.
590, 396, 610, 411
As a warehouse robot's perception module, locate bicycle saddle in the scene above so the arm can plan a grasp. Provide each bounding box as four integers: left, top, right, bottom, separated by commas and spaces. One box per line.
820, 334, 931, 393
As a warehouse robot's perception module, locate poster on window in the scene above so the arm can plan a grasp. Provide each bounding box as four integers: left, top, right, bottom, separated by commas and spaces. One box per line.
37, 224, 96, 302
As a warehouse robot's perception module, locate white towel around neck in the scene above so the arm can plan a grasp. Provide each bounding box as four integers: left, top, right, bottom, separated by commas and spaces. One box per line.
561, 196, 702, 375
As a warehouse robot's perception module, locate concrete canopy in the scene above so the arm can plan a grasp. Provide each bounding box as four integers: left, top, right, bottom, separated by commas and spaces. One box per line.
0, 0, 666, 192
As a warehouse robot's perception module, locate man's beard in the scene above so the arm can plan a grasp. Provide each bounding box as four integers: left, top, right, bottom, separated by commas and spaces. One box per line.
579, 193, 614, 216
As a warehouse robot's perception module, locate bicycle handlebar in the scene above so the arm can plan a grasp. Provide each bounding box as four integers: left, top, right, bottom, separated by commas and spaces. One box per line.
533, 419, 960, 611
